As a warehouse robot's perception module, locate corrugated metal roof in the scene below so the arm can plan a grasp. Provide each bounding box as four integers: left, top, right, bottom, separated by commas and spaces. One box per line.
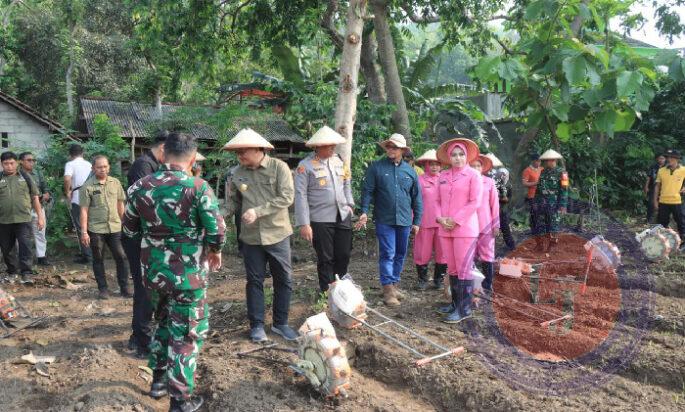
78, 97, 303, 143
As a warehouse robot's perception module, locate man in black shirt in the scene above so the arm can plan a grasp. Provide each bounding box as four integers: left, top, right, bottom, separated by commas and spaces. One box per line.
644, 153, 666, 223
124, 131, 166, 358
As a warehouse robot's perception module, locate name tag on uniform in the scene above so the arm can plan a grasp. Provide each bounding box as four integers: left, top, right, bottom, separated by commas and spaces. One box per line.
314, 170, 328, 178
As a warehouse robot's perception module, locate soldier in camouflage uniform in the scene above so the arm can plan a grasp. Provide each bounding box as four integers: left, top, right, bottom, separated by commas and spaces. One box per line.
532, 149, 569, 252
123, 132, 225, 412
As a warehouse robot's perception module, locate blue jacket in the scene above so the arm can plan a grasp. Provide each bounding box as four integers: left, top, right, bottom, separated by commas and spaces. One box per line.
360, 157, 422, 226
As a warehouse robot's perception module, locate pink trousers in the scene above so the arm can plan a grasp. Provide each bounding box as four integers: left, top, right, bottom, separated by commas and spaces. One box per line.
440, 236, 478, 280
477, 234, 495, 262
413, 227, 445, 265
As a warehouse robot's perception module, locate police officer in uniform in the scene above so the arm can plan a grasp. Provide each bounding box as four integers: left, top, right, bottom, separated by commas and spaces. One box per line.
532, 149, 569, 252
294, 126, 354, 293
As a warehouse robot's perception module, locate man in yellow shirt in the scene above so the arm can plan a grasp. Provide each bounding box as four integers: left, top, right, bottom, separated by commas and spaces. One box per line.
654, 149, 685, 248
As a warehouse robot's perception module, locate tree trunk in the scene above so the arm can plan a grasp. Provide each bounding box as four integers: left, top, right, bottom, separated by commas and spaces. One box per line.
511, 127, 539, 207
333, 0, 367, 167
372, 0, 411, 140
66, 53, 75, 117
360, 25, 386, 103
0, 0, 21, 77
154, 87, 163, 118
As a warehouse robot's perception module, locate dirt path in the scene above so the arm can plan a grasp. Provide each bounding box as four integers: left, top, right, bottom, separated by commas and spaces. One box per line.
1, 233, 684, 411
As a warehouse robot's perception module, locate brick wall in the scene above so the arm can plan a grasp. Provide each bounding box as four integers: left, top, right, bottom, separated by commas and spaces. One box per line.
0, 101, 54, 154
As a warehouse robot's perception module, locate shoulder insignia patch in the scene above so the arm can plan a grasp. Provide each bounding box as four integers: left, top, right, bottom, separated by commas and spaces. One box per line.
297, 165, 306, 174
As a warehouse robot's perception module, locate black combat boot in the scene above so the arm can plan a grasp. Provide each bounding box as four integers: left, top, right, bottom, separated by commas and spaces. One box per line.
433, 263, 447, 289
480, 261, 494, 293
149, 369, 168, 399
416, 264, 429, 290
169, 395, 204, 412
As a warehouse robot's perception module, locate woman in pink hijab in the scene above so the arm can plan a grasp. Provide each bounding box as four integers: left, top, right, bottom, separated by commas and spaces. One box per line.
471, 154, 499, 293
435, 138, 482, 324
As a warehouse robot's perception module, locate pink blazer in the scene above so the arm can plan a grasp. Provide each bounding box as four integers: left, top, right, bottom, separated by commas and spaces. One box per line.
418, 173, 441, 228
477, 176, 500, 234
437, 166, 482, 238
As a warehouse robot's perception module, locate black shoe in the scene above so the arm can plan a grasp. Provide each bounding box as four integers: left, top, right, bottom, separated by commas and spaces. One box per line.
150, 369, 168, 399
36, 257, 50, 266
169, 395, 203, 412
98, 290, 109, 300
73, 256, 91, 264
120, 288, 133, 298
136, 348, 150, 360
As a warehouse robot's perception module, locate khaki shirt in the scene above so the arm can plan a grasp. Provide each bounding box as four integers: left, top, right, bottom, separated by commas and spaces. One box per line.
227, 155, 294, 245
80, 176, 126, 234
0, 172, 39, 224
294, 153, 354, 226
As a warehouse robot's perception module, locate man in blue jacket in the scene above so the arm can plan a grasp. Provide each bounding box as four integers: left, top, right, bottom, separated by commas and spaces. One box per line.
356, 134, 422, 306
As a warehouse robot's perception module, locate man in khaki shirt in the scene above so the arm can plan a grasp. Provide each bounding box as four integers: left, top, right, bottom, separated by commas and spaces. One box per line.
0, 151, 45, 283
80, 155, 130, 299
224, 128, 297, 343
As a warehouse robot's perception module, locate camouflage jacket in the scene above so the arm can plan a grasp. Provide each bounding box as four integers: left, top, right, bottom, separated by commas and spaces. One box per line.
122, 164, 226, 291
534, 166, 569, 209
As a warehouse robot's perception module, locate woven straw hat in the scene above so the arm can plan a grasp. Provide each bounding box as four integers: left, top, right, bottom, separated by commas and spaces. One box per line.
378, 133, 409, 151
416, 149, 439, 165
306, 126, 346, 147
436, 137, 480, 165
222, 128, 274, 151
473, 154, 493, 174
539, 149, 563, 160
484, 153, 504, 168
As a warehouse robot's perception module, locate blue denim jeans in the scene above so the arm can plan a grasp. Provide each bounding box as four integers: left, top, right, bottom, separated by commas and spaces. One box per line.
376, 223, 411, 286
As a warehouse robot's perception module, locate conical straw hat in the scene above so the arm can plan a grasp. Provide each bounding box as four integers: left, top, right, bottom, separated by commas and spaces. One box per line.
306, 126, 346, 147
195, 152, 206, 161
484, 153, 503, 168
539, 149, 563, 160
416, 149, 438, 164
222, 128, 274, 151
473, 154, 493, 174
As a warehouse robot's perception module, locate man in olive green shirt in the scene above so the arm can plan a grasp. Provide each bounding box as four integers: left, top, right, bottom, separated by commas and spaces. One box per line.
224, 128, 297, 343
80, 155, 130, 299
19, 151, 51, 266
0, 151, 45, 283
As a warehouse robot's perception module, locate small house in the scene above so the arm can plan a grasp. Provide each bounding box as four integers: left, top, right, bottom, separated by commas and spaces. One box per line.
0, 90, 67, 154
76, 97, 306, 167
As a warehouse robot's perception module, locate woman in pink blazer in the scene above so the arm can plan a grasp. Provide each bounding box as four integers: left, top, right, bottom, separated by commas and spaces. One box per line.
471, 154, 499, 293
412, 149, 446, 290
435, 138, 482, 324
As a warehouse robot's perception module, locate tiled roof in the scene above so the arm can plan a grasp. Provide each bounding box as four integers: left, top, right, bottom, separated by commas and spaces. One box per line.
78, 97, 303, 143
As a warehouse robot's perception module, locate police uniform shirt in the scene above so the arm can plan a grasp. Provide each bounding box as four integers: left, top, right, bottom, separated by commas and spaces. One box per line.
294, 153, 354, 227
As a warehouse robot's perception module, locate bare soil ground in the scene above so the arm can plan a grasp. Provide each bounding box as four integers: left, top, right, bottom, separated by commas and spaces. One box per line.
1, 228, 684, 412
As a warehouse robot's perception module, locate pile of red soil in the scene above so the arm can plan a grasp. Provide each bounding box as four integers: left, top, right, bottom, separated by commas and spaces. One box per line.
491, 233, 621, 362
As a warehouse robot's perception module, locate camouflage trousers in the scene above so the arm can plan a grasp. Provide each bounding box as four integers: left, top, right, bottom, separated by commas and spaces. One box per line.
531, 198, 562, 235
148, 287, 209, 400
